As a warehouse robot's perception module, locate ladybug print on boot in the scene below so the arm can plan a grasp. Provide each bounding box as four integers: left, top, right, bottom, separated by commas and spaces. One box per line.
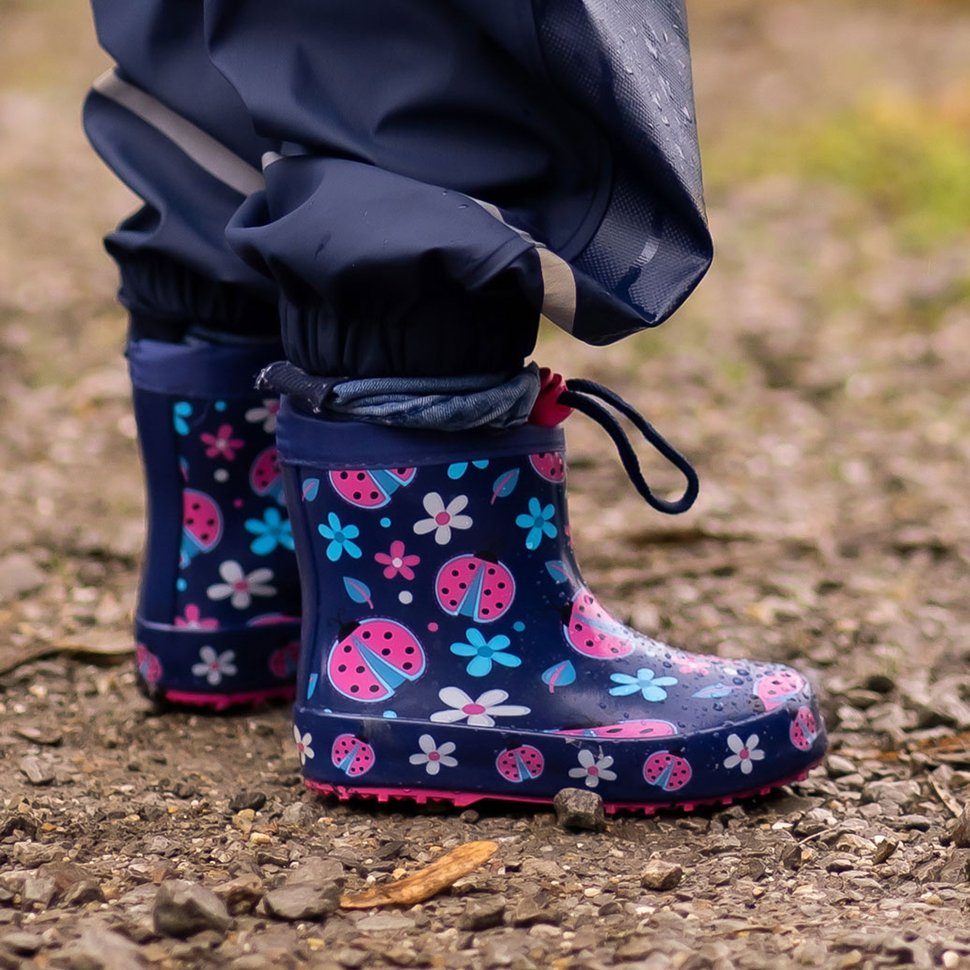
331, 734, 375, 777
643, 751, 693, 792
789, 706, 820, 751
496, 745, 545, 783
556, 719, 679, 740
529, 452, 565, 483
754, 669, 807, 712
327, 618, 426, 702
435, 554, 515, 623
563, 588, 636, 660
250, 447, 285, 505
181, 489, 223, 568
329, 468, 416, 509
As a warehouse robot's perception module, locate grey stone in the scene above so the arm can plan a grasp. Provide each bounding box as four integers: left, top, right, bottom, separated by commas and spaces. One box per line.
19, 755, 54, 786
1, 931, 43, 954
228, 790, 267, 813
63, 879, 106, 907
945, 804, 970, 848
459, 895, 506, 931
263, 882, 340, 922
553, 788, 606, 832
22, 874, 56, 908
214, 873, 264, 915
61, 924, 147, 970
640, 859, 684, 891
355, 912, 415, 932
153, 880, 232, 938
280, 801, 317, 827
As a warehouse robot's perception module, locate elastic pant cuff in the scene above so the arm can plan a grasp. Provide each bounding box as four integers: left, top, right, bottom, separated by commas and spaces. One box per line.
115, 253, 278, 343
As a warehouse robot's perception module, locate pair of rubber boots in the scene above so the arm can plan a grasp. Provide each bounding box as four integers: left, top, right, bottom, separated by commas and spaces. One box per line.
130, 338, 826, 812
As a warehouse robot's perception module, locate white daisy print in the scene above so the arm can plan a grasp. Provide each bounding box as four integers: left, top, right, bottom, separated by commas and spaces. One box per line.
191, 646, 238, 686
408, 734, 458, 776
293, 725, 315, 765
568, 749, 617, 789
245, 399, 281, 433
413, 493, 473, 545
430, 687, 530, 727
723, 733, 766, 775
206, 560, 276, 610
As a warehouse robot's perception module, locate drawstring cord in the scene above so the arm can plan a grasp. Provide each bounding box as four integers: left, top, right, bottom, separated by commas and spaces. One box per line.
550, 377, 699, 516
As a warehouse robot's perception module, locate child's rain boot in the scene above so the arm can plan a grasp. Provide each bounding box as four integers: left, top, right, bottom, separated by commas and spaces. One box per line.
128, 339, 301, 709
278, 375, 826, 812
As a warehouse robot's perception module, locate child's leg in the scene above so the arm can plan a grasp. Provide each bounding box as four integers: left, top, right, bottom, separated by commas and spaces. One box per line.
196, 1, 825, 806
84, 0, 301, 707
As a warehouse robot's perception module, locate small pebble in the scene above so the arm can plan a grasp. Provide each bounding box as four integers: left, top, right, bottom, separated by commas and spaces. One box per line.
459, 896, 506, 931
229, 790, 267, 813
153, 880, 232, 938
640, 859, 684, 891
553, 788, 606, 832
19, 755, 54, 786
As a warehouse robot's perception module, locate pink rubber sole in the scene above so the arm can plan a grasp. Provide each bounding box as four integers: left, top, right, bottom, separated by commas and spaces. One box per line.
161, 685, 295, 712
305, 761, 821, 816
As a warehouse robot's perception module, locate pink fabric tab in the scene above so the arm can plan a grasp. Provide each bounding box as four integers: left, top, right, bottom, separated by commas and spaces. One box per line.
529, 367, 573, 427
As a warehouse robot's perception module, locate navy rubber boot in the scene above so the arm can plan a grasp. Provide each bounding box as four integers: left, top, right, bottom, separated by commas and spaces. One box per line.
278, 395, 826, 813
128, 340, 301, 709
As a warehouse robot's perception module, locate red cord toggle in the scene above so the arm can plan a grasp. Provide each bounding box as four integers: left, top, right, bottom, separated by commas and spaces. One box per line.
529, 367, 574, 427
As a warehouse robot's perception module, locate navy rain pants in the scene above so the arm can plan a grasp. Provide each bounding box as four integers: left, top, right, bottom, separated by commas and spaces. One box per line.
85, 1, 712, 378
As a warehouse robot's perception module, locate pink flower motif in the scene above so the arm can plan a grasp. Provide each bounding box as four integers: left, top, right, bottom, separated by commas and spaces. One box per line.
173, 604, 219, 631
374, 540, 420, 581
200, 423, 244, 461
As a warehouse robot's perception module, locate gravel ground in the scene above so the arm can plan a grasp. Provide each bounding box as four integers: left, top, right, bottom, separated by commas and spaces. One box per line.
1, 2, 969, 968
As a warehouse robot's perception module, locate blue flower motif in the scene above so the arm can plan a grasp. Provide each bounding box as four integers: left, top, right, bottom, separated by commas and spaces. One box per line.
245, 507, 294, 555
448, 459, 489, 480
173, 401, 193, 436
318, 512, 361, 562
450, 628, 521, 677
515, 497, 558, 550
609, 667, 679, 702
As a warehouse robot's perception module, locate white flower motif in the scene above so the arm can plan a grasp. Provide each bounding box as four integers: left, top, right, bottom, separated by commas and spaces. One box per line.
245, 399, 281, 433
567, 749, 617, 789
293, 724, 315, 765
408, 734, 458, 776
430, 687, 530, 728
191, 645, 238, 686
413, 492, 473, 546
206, 560, 276, 609
723, 733, 766, 775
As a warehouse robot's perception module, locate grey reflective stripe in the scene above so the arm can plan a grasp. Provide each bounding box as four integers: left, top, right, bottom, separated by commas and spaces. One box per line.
92, 70, 263, 197
261, 151, 284, 170
470, 199, 578, 335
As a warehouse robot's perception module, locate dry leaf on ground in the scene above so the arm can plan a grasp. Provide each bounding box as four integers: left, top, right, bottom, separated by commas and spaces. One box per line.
340, 841, 499, 909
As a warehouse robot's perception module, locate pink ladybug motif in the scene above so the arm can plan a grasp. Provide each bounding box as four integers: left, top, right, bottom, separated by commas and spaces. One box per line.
642, 751, 693, 792
250, 447, 285, 504
789, 706, 819, 751
136, 644, 162, 687
529, 451, 565, 483
268, 640, 301, 679
180, 489, 223, 567
328, 467, 416, 509
556, 719, 679, 740
435, 554, 515, 623
495, 745, 545, 783
563, 588, 636, 660
327, 618, 426, 702
331, 734, 375, 777
754, 669, 807, 712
